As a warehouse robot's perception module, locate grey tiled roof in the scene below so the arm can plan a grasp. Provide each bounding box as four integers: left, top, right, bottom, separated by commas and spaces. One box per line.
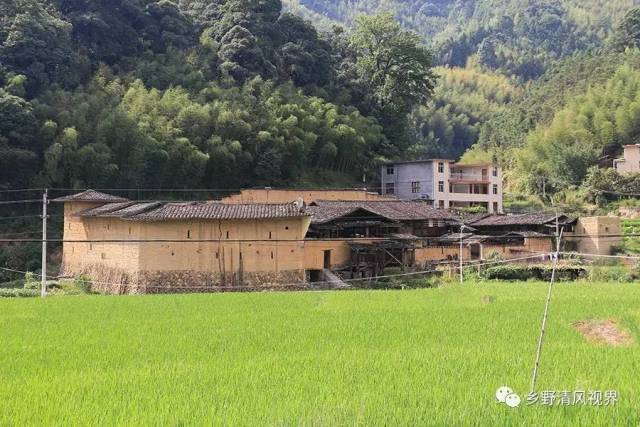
52, 190, 129, 203
78, 202, 137, 217
468, 213, 574, 227
79, 201, 308, 221
308, 200, 457, 224
133, 202, 308, 221
78, 202, 164, 218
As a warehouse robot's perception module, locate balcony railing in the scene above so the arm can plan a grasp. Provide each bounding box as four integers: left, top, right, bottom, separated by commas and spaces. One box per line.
448, 172, 490, 181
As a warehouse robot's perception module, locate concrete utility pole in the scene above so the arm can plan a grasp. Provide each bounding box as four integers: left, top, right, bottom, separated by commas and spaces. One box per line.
41, 189, 48, 297
459, 224, 466, 284
530, 211, 564, 393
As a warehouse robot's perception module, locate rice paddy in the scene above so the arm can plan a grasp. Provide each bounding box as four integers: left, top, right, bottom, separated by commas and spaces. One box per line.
1, 281, 639, 426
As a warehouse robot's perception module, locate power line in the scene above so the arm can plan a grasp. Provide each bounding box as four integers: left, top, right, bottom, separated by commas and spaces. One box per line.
0, 200, 43, 206
0, 215, 63, 221
48, 187, 379, 193
0, 228, 630, 244
0, 234, 565, 244
560, 251, 640, 261
0, 188, 44, 194
0, 253, 550, 292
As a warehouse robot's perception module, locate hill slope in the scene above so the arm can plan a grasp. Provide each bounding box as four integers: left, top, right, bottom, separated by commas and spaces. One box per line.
286, 0, 639, 78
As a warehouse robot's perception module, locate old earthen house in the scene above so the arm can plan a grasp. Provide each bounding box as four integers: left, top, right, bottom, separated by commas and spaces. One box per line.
55, 190, 311, 293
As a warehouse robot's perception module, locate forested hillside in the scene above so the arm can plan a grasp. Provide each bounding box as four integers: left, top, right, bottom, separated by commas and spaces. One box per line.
4, 0, 640, 208
285, 0, 640, 207
1, 1, 435, 190
287, 0, 638, 79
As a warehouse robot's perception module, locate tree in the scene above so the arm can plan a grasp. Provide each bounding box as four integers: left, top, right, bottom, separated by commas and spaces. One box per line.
0, 0, 76, 95
612, 7, 640, 51
218, 25, 275, 82
0, 88, 38, 186
275, 13, 332, 87
348, 13, 436, 154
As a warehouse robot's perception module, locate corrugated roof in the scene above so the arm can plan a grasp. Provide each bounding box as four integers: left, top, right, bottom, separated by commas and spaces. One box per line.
308, 200, 457, 224
53, 190, 129, 203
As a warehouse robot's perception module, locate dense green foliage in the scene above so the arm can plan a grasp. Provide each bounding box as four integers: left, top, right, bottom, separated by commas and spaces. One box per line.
1, 283, 640, 424
285, 1, 640, 207
511, 64, 640, 195
288, 0, 637, 79
409, 63, 518, 159
480, 263, 587, 281
5, 0, 640, 209
622, 218, 640, 254
0, 1, 436, 190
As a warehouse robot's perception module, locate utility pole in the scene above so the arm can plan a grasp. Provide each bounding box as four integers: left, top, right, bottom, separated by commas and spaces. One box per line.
530, 211, 564, 393
41, 189, 48, 297
459, 224, 465, 284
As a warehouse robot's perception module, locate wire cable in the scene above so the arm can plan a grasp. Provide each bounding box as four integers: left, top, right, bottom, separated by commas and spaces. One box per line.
0, 253, 551, 292
0, 200, 42, 206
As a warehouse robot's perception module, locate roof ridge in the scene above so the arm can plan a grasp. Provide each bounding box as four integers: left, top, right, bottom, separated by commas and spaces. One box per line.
52, 189, 129, 203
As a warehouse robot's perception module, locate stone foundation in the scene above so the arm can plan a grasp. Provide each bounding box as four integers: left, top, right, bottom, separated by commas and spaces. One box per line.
62, 264, 307, 294
138, 270, 307, 294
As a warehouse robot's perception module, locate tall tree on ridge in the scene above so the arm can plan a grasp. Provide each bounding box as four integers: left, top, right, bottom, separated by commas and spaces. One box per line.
348, 12, 436, 157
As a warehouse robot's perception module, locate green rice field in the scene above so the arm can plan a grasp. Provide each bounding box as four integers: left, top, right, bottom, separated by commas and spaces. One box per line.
1, 281, 640, 426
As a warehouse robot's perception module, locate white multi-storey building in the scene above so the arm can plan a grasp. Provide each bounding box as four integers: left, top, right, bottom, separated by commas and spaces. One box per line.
380, 159, 503, 213
614, 144, 640, 174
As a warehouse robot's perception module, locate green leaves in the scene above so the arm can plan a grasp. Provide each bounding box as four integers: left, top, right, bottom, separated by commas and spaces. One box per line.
1, 0, 78, 95
346, 12, 436, 154
514, 65, 640, 195
612, 7, 640, 51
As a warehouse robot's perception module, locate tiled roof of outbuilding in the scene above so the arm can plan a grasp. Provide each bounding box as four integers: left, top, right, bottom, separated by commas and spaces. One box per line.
307, 200, 458, 224
467, 212, 574, 227
52, 190, 129, 203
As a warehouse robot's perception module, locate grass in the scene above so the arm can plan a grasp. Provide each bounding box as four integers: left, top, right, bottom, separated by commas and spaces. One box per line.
1, 281, 640, 425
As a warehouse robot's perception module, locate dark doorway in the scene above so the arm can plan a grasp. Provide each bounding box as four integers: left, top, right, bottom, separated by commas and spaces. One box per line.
308, 270, 322, 282
470, 243, 481, 260
323, 250, 332, 269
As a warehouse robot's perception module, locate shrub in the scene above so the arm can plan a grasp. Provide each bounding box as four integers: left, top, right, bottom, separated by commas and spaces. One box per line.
73, 275, 92, 293
351, 270, 442, 289
610, 244, 626, 255
589, 266, 633, 283
458, 205, 487, 214
486, 251, 504, 262
480, 264, 588, 281
23, 272, 39, 290
0, 288, 39, 298
0, 279, 24, 289
55, 276, 93, 295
